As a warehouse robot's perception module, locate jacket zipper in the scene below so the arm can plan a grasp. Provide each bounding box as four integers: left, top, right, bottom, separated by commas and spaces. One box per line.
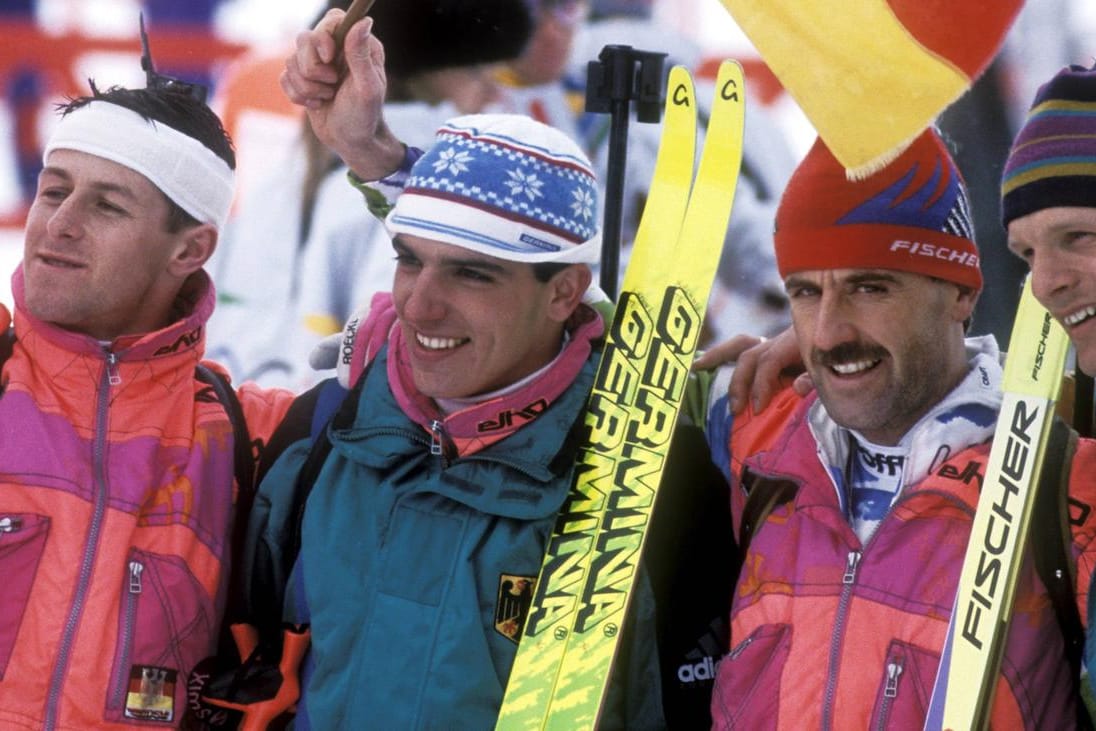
110, 560, 144, 709
106, 350, 121, 386
44, 348, 117, 730
875, 659, 904, 730
430, 419, 456, 467
728, 635, 754, 660
744, 457, 973, 730
430, 419, 444, 456
821, 549, 861, 730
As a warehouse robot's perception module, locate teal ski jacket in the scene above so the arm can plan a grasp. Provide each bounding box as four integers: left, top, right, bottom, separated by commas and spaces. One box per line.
254, 307, 666, 730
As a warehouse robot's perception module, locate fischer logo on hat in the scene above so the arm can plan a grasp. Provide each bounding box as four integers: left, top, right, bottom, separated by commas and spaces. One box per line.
774, 128, 982, 291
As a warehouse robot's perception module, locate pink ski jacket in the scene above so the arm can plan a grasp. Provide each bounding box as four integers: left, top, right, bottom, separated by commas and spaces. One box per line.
0, 267, 293, 730
711, 387, 1096, 729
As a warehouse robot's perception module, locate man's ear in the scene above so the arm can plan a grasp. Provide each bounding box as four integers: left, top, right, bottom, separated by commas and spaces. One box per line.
546, 264, 593, 323
167, 223, 217, 278
951, 283, 980, 325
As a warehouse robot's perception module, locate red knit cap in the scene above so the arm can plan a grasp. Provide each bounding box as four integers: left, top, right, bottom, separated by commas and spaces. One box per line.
774, 128, 982, 291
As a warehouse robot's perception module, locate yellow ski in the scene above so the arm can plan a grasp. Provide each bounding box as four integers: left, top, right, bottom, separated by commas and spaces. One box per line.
496, 60, 746, 730
925, 277, 1070, 730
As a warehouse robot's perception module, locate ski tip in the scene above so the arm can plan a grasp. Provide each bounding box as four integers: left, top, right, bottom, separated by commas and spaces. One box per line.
666, 65, 696, 112
713, 59, 746, 101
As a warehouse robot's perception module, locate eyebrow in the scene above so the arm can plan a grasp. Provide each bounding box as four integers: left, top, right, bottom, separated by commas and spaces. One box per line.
392, 237, 510, 276
39, 166, 141, 202
784, 270, 901, 291
844, 271, 899, 286
783, 275, 811, 292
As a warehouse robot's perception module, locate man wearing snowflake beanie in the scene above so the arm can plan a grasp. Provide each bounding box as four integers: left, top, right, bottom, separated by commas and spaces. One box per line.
704, 127, 1085, 727
218, 6, 732, 729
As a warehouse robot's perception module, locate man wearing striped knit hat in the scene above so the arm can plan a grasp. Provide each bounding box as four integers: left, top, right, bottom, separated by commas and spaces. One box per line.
1000, 61, 1096, 706
1002, 61, 1096, 375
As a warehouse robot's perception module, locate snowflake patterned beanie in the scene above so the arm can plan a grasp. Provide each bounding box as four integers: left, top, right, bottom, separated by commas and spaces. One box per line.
386, 114, 601, 264
774, 127, 982, 291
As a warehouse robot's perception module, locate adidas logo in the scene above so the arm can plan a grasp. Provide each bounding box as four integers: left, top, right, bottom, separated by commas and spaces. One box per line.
674, 615, 728, 685
676, 655, 721, 684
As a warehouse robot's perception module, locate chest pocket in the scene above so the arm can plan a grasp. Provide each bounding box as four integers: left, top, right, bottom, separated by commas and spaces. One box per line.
378, 503, 465, 606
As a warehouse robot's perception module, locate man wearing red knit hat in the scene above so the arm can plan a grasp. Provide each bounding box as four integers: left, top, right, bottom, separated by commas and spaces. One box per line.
703, 128, 1090, 727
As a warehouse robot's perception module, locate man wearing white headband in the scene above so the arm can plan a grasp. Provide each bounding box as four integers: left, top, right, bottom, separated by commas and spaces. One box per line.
202, 7, 732, 730
0, 82, 296, 729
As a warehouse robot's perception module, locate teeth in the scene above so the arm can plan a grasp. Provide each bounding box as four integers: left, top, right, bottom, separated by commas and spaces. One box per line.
1064, 306, 1096, 327
416, 333, 466, 350
832, 360, 877, 375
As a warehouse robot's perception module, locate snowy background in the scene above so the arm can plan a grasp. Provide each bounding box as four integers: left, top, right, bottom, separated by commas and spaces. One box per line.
0, 0, 766, 307
1, 0, 1094, 315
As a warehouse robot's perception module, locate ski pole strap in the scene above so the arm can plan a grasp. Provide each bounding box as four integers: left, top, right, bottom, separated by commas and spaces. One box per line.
0, 326, 13, 394
738, 471, 798, 557
1030, 417, 1086, 694
194, 365, 256, 634
1074, 371, 1094, 438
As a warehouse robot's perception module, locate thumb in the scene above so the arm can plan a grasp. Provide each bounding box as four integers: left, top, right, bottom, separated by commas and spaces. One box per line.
343, 17, 382, 77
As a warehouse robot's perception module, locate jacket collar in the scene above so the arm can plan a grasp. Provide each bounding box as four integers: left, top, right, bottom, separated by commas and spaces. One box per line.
749, 335, 1003, 511
387, 302, 604, 457
11, 264, 215, 364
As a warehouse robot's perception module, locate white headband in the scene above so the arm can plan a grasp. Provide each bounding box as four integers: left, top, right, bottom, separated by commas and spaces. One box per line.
43, 100, 235, 230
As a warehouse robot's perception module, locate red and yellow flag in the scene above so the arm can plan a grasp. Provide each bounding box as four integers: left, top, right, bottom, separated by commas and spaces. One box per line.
719, 0, 1023, 177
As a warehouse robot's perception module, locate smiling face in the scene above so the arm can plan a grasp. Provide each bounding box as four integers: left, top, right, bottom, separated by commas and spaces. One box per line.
22, 149, 212, 340
785, 268, 977, 445
391, 234, 590, 399
1007, 206, 1096, 376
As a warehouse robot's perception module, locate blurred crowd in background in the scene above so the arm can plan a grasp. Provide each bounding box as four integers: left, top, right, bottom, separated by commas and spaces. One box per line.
0, 0, 1094, 386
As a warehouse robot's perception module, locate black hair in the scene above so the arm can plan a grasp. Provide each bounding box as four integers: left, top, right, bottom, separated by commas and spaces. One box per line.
58, 84, 235, 169
531, 262, 571, 283
55, 83, 236, 232
372, 0, 533, 82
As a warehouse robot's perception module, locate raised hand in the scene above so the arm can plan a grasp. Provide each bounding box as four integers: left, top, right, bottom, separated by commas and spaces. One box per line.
280, 9, 404, 180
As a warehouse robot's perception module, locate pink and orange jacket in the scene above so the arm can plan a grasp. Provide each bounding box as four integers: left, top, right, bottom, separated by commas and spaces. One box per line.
709, 385, 1096, 729
0, 267, 293, 730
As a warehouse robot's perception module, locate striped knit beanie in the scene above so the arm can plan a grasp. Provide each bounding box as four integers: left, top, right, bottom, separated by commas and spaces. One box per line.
387, 114, 601, 264
775, 127, 982, 291
1002, 61, 1096, 226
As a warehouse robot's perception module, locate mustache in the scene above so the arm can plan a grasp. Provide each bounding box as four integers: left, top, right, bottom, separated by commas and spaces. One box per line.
811, 342, 888, 369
